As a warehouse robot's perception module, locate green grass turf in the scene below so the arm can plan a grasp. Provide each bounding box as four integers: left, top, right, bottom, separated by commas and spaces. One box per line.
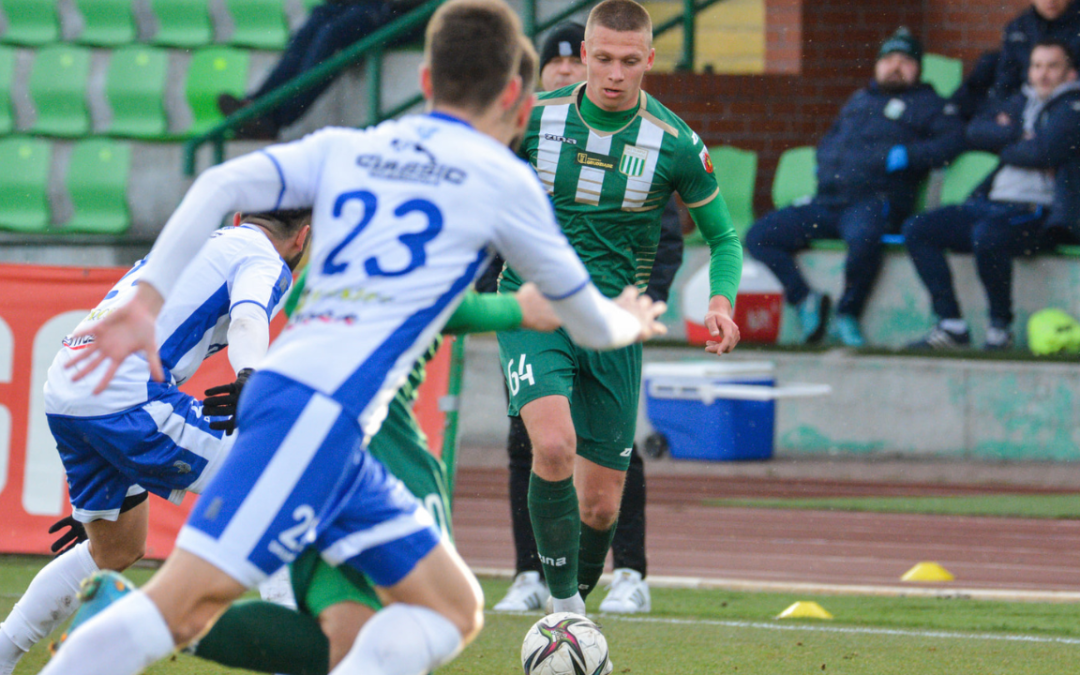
4, 560, 1080, 674
703, 494, 1080, 519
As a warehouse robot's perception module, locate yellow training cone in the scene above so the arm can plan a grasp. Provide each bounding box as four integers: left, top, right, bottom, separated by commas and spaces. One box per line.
901, 562, 955, 582
776, 601, 833, 620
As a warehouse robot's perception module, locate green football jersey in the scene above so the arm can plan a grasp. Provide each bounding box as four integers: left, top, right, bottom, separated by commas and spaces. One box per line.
502, 83, 720, 297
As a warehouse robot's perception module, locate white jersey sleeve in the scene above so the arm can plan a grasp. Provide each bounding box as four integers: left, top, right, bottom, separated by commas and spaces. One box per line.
139, 128, 345, 301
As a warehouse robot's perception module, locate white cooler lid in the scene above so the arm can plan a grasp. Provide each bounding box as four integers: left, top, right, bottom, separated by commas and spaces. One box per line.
643, 360, 775, 380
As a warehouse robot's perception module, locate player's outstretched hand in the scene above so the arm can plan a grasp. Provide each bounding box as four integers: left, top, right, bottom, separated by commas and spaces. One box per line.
516, 283, 562, 332
65, 284, 165, 395
613, 286, 668, 342
704, 295, 740, 354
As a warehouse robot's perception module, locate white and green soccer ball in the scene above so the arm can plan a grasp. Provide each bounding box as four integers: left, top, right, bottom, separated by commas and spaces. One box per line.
520, 612, 612, 675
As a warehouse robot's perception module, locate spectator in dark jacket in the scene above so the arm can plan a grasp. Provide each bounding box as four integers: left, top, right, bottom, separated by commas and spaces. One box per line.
219, 0, 404, 139
745, 28, 964, 347
949, 50, 1000, 120
904, 39, 1080, 350
991, 0, 1080, 100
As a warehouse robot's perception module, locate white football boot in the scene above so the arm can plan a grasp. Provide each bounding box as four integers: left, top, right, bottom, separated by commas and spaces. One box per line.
493, 571, 550, 611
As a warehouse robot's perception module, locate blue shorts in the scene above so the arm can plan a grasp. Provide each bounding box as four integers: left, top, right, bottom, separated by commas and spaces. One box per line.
48, 389, 234, 523
176, 371, 441, 588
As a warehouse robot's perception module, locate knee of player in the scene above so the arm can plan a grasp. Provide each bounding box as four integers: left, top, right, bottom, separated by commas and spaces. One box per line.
579, 499, 620, 531
447, 600, 484, 644
530, 434, 575, 468
91, 541, 146, 571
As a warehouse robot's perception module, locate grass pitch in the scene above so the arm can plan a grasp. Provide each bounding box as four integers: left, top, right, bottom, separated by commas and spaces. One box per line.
704, 493, 1080, 519
4, 558, 1079, 674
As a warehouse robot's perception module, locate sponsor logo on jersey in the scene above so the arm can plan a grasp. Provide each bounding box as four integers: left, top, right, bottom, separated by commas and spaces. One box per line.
575, 150, 617, 171
619, 146, 649, 177
699, 147, 714, 173
356, 154, 466, 185
884, 98, 907, 120
543, 133, 577, 145
62, 335, 95, 350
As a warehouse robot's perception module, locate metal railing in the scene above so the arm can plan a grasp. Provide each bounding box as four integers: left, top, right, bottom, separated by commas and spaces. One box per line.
183, 0, 727, 175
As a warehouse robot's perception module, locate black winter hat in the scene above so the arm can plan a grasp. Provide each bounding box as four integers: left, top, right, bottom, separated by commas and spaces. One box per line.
878, 27, 923, 63
539, 22, 586, 71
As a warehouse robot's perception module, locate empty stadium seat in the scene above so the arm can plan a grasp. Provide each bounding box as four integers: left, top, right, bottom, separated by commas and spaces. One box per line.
150, 0, 214, 48
1, 0, 59, 46
708, 146, 757, 239
771, 146, 816, 210
0, 46, 15, 135
185, 46, 250, 135
226, 0, 289, 49
29, 45, 92, 137
0, 136, 51, 232
939, 151, 999, 206
75, 0, 138, 46
65, 139, 132, 234
922, 53, 963, 98
105, 46, 170, 139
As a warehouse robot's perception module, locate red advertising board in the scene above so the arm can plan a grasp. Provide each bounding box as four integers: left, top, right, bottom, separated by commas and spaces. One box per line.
0, 263, 450, 559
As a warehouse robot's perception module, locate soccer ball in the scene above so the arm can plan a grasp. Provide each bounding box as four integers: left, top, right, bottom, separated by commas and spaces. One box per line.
520, 612, 612, 675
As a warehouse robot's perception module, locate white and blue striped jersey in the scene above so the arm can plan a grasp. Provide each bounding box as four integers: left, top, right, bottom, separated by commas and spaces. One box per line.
45, 225, 293, 417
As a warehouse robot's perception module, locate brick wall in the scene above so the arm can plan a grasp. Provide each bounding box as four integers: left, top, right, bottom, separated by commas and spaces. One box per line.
647, 0, 1029, 214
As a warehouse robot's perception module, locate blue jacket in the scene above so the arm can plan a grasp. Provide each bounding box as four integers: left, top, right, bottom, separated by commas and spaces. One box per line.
967, 84, 1080, 233
815, 81, 965, 217
992, 2, 1080, 100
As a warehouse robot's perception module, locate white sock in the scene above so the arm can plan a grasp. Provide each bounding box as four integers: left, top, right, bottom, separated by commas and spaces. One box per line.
0, 541, 98, 674
258, 567, 297, 610
940, 318, 968, 333
329, 604, 463, 675
39, 590, 175, 675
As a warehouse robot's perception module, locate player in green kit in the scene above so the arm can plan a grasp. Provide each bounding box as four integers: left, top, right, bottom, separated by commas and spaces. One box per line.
497, 0, 743, 614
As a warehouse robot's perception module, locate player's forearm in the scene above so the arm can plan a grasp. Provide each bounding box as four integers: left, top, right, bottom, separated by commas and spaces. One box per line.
141, 155, 287, 300
443, 292, 523, 334
226, 311, 270, 374
689, 197, 742, 307
552, 285, 641, 350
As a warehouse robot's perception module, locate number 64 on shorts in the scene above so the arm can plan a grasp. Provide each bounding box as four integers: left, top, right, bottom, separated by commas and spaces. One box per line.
506, 354, 535, 396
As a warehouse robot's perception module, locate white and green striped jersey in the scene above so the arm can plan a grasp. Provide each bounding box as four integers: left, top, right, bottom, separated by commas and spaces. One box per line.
502, 83, 719, 297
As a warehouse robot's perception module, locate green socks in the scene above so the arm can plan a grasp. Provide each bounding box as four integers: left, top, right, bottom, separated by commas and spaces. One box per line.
578, 521, 617, 600
193, 599, 330, 675
528, 473, 580, 600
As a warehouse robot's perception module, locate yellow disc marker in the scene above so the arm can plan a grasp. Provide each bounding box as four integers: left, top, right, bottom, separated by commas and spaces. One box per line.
901, 562, 955, 582
776, 601, 833, 620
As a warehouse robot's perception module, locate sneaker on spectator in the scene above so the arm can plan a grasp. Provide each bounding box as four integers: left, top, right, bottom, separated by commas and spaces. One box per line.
493, 571, 549, 612
798, 291, 831, 344
984, 327, 1014, 351
598, 568, 651, 614
832, 314, 865, 347
907, 321, 971, 349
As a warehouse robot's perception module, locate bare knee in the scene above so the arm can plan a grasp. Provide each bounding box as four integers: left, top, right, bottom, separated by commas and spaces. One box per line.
89, 540, 145, 572
530, 432, 575, 479
579, 494, 620, 531
443, 596, 484, 644
320, 602, 373, 670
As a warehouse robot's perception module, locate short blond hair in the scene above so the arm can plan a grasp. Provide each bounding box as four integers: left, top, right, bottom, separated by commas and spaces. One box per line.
585, 0, 652, 40
425, 0, 523, 112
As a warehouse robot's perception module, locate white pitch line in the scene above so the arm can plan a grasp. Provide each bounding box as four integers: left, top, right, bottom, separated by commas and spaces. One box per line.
471, 567, 1080, 603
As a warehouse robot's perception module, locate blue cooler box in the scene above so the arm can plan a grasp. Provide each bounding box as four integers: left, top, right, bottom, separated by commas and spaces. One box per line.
643, 361, 777, 461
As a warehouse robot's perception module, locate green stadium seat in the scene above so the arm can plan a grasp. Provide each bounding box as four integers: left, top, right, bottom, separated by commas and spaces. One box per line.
65, 139, 131, 234
185, 46, 250, 135
1, 0, 59, 46
708, 146, 757, 240
939, 151, 998, 206
226, 0, 288, 49
150, 0, 213, 48
922, 53, 963, 98
105, 46, 170, 139
74, 0, 138, 46
771, 146, 816, 210
0, 136, 51, 232
29, 45, 92, 138
0, 46, 16, 135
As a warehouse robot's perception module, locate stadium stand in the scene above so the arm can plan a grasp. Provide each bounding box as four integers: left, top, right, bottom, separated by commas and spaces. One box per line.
770, 146, 816, 210
104, 46, 171, 139
226, 0, 290, 49
1, 0, 60, 46
0, 46, 15, 135
920, 52, 963, 98
709, 145, 757, 240
150, 0, 215, 48
74, 0, 138, 47
29, 44, 92, 137
185, 46, 251, 136
0, 136, 51, 232
65, 138, 132, 234
937, 151, 999, 207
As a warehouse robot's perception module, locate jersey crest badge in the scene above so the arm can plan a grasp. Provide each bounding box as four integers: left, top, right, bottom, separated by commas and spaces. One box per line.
619, 146, 648, 177
699, 147, 714, 173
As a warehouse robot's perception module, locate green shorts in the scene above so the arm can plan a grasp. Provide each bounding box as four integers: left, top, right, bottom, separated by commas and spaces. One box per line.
497, 327, 641, 471
289, 384, 452, 616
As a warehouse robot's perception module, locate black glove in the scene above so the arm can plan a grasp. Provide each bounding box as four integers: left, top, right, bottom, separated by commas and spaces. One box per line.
48, 515, 88, 556
203, 368, 255, 435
